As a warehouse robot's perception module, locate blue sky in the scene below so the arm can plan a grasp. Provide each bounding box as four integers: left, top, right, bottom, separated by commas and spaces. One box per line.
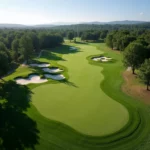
0, 0, 149, 25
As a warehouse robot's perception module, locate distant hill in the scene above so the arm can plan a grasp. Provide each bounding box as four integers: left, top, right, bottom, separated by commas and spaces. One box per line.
80, 20, 148, 25
33, 24, 55, 28
0, 24, 28, 28
107, 20, 148, 25
0, 21, 149, 28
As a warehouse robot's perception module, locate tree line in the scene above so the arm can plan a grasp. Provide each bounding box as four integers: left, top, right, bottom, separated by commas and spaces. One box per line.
0, 29, 63, 78
106, 29, 150, 90
49, 23, 150, 31
66, 30, 108, 42
0, 26, 150, 90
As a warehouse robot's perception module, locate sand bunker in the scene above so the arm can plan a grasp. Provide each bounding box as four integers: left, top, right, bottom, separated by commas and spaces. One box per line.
92, 56, 112, 62
30, 63, 50, 67
42, 68, 63, 73
44, 74, 65, 80
70, 47, 77, 50
16, 75, 48, 85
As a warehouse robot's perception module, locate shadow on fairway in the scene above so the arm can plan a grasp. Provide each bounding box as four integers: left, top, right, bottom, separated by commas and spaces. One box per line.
50, 45, 82, 55
87, 39, 104, 43
75, 41, 89, 45
2, 62, 20, 79
0, 81, 39, 150
60, 80, 78, 88
40, 50, 66, 61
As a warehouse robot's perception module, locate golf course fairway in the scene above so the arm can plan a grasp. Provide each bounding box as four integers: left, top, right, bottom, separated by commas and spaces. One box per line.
4, 42, 150, 149
32, 44, 129, 136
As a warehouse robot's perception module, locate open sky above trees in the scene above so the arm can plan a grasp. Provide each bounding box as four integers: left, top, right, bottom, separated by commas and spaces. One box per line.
0, 0, 150, 25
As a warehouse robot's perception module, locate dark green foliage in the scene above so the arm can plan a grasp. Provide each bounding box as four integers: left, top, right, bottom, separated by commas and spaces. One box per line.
100, 30, 108, 39
67, 31, 74, 41
0, 29, 64, 77
0, 81, 39, 149
49, 23, 150, 31
120, 35, 136, 50
0, 42, 7, 51
106, 30, 136, 51
123, 42, 146, 74
0, 51, 9, 78
81, 31, 100, 41
139, 59, 150, 90
147, 45, 150, 58
106, 33, 113, 49
19, 35, 34, 63
28, 32, 40, 52
11, 39, 20, 62
39, 33, 63, 49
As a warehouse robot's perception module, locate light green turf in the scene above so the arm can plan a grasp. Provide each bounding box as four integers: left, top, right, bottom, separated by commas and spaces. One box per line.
4, 66, 35, 81
32, 44, 129, 136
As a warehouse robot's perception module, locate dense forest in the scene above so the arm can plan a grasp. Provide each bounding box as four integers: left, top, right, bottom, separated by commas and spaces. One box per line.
49, 22, 150, 31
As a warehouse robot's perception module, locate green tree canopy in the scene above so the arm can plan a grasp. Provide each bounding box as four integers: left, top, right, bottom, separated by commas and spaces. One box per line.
139, 59, 150, 90
0, 51, 9, 78
0, 42, 7, 51
11, 39, 20, 62
123, 42, 146, 74
106, 33, 113, 49
19, 35, 33, 63
28, 32, 40, 52
67, 31, 74, 42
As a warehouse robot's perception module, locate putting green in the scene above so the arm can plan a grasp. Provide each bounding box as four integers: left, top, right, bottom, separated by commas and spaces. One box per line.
32, 44, 129, 136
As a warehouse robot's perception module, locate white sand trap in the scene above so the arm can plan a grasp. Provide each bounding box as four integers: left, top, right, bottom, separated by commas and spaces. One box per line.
16, 75, 48, 85
44, 74, 65, 80
42, 68, 63, 73
30, 63, 50, 67
70, 47, 77, 50
92, 58, 101, 61
92, 56, 112, 62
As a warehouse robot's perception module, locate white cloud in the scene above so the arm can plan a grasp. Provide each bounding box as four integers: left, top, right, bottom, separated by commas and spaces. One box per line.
140, 12, 144, 16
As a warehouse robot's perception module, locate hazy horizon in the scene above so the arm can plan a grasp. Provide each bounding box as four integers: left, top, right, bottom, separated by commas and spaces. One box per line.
0, 0, 150, 25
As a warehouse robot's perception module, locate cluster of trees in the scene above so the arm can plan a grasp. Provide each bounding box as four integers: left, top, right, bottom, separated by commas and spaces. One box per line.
66, 30, 108, 42
106, 29, 150, 90
123, 42, 150, 90
106, 29, 150, 51
0, 29, 63, 78
81, 31, 100, 41
67, 31, 74, 42
50, 23, 150, 32
0, 43, 10, 78
139, 59, 150, 90
106, 30, 136, 50
0, 80, 39, 149
81, 30, 108, 41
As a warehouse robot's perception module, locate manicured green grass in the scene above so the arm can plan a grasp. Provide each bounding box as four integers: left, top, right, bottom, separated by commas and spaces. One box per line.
32, 43, 129, 136
4, 41, 150, 150
4, 66, 35, 81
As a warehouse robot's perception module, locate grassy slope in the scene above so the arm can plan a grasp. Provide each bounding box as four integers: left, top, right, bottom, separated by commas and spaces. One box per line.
4, 42, 150, 150
29, 42, 150, 150
88, 43, 150, 149
32, 43, 128, 136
